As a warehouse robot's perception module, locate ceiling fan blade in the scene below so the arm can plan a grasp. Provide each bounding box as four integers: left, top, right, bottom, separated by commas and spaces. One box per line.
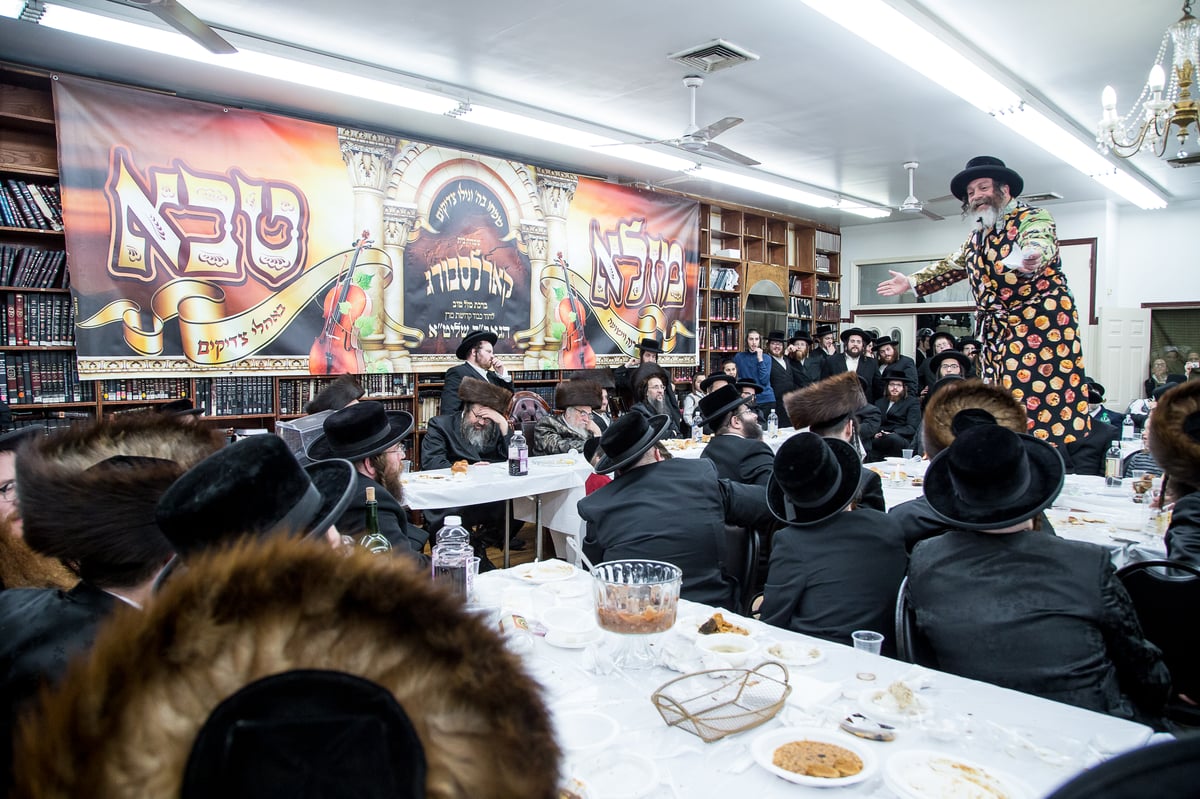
926, 193, 957, 205
694, 116, 743, 140
690, 140, 760, 167
114, 0, 237, 54
920, 207, 945, 221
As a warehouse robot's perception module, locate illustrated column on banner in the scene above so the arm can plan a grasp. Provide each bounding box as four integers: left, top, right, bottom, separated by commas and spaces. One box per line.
381, 201, 420, 369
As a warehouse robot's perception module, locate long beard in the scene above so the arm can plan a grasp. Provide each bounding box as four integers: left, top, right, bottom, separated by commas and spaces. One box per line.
565, 416, 588, 435
647, 397, 667, 415
460, 417, 499, 449
973, 201, 1000, 230
379, 460, 404, 502
742, 417, 763, 440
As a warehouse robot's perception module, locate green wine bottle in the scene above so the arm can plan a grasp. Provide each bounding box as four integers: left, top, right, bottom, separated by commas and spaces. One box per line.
358, 486, 391, 554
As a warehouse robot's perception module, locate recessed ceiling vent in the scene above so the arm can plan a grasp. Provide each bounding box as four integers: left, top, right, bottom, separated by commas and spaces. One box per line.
668, 39, 759, 74
1020, 191, 1064, 203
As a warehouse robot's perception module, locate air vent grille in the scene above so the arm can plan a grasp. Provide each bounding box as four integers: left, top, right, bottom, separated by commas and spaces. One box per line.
1019, 191, 1063, 203
668, 39, 759, 74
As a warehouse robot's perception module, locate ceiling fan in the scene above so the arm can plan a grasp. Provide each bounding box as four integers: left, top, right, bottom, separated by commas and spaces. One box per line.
629, 75, 759, 167
897, 161, 945, 221
107, 0, 237, 54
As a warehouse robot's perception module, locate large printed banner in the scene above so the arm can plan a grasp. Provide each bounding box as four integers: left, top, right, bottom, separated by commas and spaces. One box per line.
54, 77, 699, 378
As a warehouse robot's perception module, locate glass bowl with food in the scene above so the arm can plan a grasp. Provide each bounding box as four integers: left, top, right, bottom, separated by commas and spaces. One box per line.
592, 559, 682, 669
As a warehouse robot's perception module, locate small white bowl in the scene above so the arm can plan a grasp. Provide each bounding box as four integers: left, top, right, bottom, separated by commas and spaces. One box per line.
540, 606, 598, 646
695, 632, 758, 666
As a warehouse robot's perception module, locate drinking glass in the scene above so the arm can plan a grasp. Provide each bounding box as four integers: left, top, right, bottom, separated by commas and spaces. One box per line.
851, 630, 884, 655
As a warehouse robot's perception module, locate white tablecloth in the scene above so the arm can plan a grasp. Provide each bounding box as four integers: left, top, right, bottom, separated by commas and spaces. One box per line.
475, 568, 1159, 798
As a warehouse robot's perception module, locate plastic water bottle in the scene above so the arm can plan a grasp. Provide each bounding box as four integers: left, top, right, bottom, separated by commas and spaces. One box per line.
431, 542, 471, 597
436, 515, 470, 548
1105, 439, 1122, 487
1121, 415, 1134, 441
691, 410, 704, 442
767, 408, 779, 436
508, 428, 529, 476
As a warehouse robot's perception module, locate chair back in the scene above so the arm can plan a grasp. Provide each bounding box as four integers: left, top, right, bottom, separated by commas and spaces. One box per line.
722, 525, 760, 616
508, 391, 551, 441
893, 576, 937, 667
1117, 558, 1200, 699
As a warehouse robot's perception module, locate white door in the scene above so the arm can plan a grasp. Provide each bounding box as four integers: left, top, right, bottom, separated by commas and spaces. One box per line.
1096, 308, 1152, 412
851, 314, 918, 359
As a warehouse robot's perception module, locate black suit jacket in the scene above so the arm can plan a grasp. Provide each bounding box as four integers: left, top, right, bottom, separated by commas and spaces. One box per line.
701, 434, 774, 487
822, 354, 882, 402
766, 357, 796, 424
631, 399, 683, 438
760, 509, 908, 656
335, 472, 429, 561
578, 458, 773, 609
439, 363, 514, 416
878, 355, 918, 392
420, 411, 512, 469
1064, 420, 1120, 476
874, 395, 921, 441
788, 356, 821, 390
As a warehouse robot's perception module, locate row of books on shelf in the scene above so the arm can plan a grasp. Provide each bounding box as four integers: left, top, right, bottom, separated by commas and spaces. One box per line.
0, 245, 69, 289
816, 278, 839, 300
702, 323, 741, 351
789, 297, 813, 316
815, 302, 841, 322
815, 253, 834, 274
1, 292, 74, 346
0, 351, 94, 405
8, 411, 93, 431
194, 377, 275, 417
814, 230, 841, 253
708, 294, 741, 321
278, 373, 416, 415
416, 396, 441, 429
0, 180, 63, 231
98, 379, 191, 402
788, 274, 809, 295
707, 266, 740, 291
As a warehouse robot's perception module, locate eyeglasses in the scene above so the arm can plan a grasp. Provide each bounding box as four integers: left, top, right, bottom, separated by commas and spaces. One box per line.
0, 480, 15, 500
567, 406, 592, 417
387, 443, 407, 458
467, 406, 490, 421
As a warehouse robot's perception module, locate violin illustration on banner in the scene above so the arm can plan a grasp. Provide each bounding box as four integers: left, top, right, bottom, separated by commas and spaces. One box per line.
554, 253, 595, 369
309, 230, 371, 375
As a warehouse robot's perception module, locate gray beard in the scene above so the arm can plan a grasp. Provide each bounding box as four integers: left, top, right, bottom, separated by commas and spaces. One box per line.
974, 203, 999, 230
646, 397, 667, 415
460, 416, 499, 450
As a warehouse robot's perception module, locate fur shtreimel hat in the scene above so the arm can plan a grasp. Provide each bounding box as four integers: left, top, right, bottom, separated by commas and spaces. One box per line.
1149, 380, 1200, 489
783, 371, 865, 430
554, 379, 602, 411
923, 379, 1028, 457
563, 368, 616, 389
457, 376, 512, 416
16, 414, 223, 587
12, 537, 561, 799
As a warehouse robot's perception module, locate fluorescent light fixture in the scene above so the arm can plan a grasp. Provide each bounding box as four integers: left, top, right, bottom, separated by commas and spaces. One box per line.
693, 166, 837, 207
601, 145, 698, 172
836, 201, 893, 219
37, 5, 459, 115
800, 0, 1168, 209
0, 0, 25, 19
459, 104, 621, 149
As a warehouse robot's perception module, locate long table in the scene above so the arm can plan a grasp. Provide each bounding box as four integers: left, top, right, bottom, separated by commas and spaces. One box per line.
476, 567, 1162, 798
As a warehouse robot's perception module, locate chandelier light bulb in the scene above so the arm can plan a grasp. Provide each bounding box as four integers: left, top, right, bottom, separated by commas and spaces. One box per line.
1148, 63, 1166, 93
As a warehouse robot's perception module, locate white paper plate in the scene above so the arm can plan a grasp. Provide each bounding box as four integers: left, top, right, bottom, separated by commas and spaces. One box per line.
545, 628, 603, 649
859, 685, 932, 723
510, 560, 576, 583
750, 727, 878, 787
763, 640, 825, 666
574, 749, 659, 799
885, 749, 1032, 799
555, 710, 619, 752
674, 613, 754, 640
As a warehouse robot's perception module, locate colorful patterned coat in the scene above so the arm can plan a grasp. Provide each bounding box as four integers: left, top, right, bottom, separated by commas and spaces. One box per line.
908, 201, 1090, 446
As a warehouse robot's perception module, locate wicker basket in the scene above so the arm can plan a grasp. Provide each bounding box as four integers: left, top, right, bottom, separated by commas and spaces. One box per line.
651, 661, 791, 743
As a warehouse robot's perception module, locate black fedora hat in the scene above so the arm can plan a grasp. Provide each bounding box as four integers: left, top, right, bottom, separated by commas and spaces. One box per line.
767, 433, 862, 526
958, 337, 982, 352
593, 412, 670, 474
157, 398, 204, 417
306, 401, 414, 462
1085, 379, 1107, 403
928, 350, 973, 377
950, 155, 1024, 202
700, 372, 733, 392
183, 670, 426, 799
929, 331, 959, 351
697, 384, 751, 429
734, 378, 763, 394
924, 424, 1064, 531
0, 425, 41, 452
766, 330, 787, 344
636, 337, 664, 355
815, 325, 835, 339
454, 329, 497, 361
788, 332, 813, 346
872, 336, 897, 351
840, 327, 867, 345
880, 363, 912, 385
156, 434, 357, 557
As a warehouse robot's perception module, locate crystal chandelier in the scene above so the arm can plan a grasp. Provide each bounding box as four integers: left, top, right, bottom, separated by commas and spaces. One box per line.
1097, 1, 1200, 167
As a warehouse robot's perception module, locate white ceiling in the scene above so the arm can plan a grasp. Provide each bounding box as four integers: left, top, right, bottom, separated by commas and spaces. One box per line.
1, 0, 1197, 228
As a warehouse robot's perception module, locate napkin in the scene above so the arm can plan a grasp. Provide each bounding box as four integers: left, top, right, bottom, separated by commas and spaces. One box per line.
783, 673, 841, 709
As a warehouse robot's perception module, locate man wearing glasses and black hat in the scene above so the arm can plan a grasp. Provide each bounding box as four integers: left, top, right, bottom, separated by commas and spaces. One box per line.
697, 385, 774, 487
306, 401, 427, 558
440, 329, 513, 417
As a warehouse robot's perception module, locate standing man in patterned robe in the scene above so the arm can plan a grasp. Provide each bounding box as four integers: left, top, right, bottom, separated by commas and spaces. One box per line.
877, 156, 1089, 447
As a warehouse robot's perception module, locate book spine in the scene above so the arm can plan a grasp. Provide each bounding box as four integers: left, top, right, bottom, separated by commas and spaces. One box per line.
5, 180, 37, 228
27, 185, 63, 231
15, 182, 49, 229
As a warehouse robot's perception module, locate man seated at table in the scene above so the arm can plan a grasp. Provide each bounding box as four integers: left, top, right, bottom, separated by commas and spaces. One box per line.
578, 413, 773, 610
908, 424, 1170, 724
735, 378, 768, 425
697, 385, 773, 487
1149, 380, 1200, 568
305, 401, 428, 560
784, 372, 885, 511
439, 330, 514, 417
421, 377, 520, 558
629, 364, 684, 438
890, 379, 1035, 552
759, 433, 907, 655
868, 364, 921, 461
699, 371, 734, 397
533, 379, 602, 455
